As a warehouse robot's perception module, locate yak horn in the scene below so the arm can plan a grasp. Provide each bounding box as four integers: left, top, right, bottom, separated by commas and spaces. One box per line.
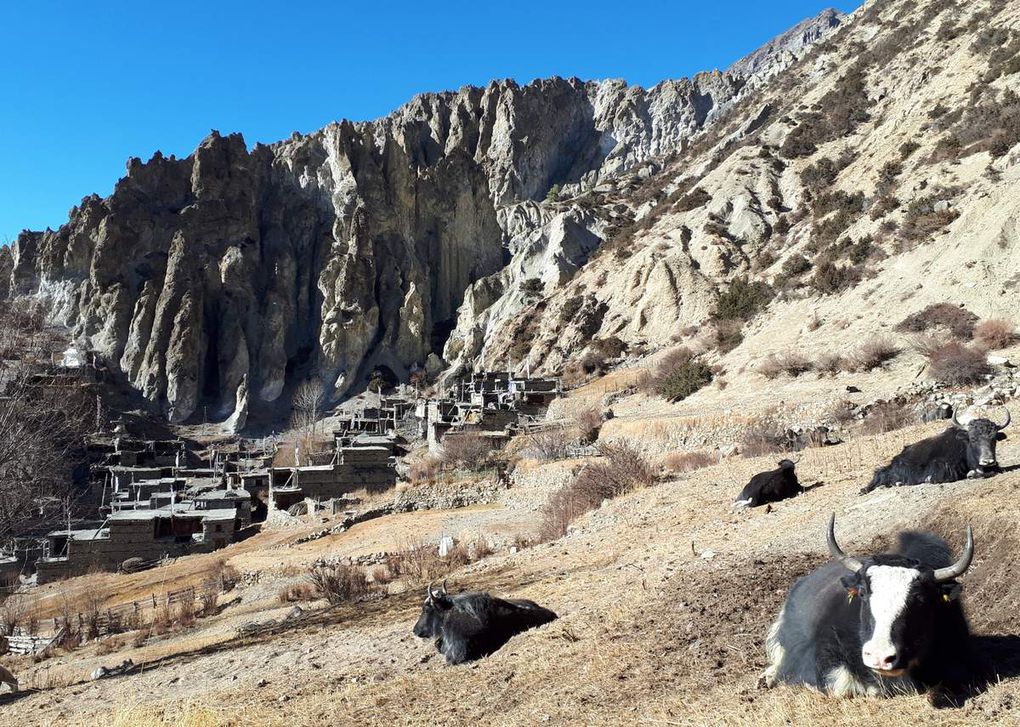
996, 408, 1011, 431
441, 578, 448, 594
426, 583, 436, 600
827, 514, 863, 573
952, 411, 965, 429
933, 527, 975, 583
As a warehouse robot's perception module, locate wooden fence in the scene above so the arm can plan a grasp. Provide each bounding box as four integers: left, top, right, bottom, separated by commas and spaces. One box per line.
3, 584, 209, 653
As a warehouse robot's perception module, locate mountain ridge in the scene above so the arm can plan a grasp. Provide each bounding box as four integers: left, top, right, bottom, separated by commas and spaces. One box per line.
8, 8, 843, 428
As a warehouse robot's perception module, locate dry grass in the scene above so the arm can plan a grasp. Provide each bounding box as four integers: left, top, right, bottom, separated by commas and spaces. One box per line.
662, 450, 718, 474
859, 401, 916, 435
974, 318, 1017, 350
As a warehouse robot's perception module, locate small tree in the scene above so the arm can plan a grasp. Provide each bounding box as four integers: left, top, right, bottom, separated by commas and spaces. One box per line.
292, 380, 326, 439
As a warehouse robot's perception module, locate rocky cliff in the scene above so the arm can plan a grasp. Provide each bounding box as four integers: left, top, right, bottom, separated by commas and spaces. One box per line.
9, 11, 843, 427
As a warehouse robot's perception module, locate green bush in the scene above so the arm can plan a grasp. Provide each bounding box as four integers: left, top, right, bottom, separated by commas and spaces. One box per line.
810, 260, 861, 294
521, 278, 544, 295
713, 277, 773, 321
780, 254, 812, 278
559, 294, 584, 323
657, 357, 713, 402
673, 187, 711, 212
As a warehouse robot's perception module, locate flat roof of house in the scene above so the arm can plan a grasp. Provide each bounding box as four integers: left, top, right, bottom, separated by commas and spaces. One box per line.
271, 464, 337, 473
46, 527, 110, 540
196, 489, 249, 500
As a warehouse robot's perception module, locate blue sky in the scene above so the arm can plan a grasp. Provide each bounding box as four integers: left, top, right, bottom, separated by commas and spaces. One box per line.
0, 1, 859, 242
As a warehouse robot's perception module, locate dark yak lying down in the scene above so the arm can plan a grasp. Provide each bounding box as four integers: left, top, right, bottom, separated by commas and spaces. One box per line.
413, 582, 558, 665
863, 410, 1009, 494
733, 458, 802, 508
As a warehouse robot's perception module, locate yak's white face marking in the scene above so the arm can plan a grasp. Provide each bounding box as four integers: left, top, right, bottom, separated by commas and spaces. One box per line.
861, 565, 921, 672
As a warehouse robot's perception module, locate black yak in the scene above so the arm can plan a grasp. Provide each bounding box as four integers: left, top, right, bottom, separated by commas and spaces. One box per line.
862, 409, 1009, 494
413, 581, 558, 665
733, 458, 802, 508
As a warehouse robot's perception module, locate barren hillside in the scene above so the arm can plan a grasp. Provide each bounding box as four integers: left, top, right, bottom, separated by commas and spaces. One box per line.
2, 392, 1019, 726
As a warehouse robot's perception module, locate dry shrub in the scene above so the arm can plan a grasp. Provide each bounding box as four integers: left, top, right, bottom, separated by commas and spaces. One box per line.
896, 303, 977, 339
150, 604, 172, 636
278, 582, 317, 604
860, 401, 915, 435
539, 443, 654, 541
848, 337, 901, 372
662, 450, 717, 474
758, 352, 813, 379
444, 544, 472, 569
0, 595, 27, 635
974, 318, 1017, 350
469, 538, 494, 560
371, 566, 393, 585
711, 319, 744, 353
740, 415, 792, 458
575, 407, 604, 444
440, 432, 493, 471
174, 599, 197, 629
199, 585, 219, 616
816, 352, 847, 375
409, 454, 442, 484
131, 631, 146, 649
388, 536, 491, 585
95, 635, 126, 656
522, 427, 573, 460
80, 591, 105, 641
390, 543, 445, 584
909, 333, 950, 358
927, 342, 992, 385
308, 563, 370, 605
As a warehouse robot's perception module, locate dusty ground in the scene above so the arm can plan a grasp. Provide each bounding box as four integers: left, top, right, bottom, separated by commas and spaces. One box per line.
3, 400, 1019, 726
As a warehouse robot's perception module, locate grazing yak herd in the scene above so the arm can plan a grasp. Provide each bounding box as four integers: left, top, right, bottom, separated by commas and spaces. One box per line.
414, 407, 1013, 702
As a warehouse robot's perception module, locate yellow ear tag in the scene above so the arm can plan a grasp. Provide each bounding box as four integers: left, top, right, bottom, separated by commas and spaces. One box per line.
847, 588, 857, 604
942, 593, 951, 603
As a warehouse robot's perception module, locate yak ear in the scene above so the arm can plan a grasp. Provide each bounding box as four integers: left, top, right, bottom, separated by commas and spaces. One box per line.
997, 432, 1007, 441
839, 573, 860, 590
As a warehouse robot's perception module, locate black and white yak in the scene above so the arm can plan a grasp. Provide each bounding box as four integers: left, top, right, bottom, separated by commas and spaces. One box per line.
763, 514, 973, 696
